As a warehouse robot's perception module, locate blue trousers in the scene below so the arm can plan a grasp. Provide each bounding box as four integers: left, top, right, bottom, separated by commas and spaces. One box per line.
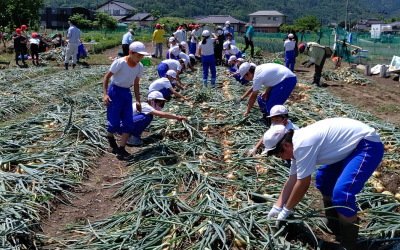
189, 42, 197, 55
202, 54, 216, 81
316, 139, 384, 217
155, 43, 163, 58
157, 62, 169, 77
107, 84, 133, 134
285, 50, 295, 72
257, 76, 297, 115
131, 113, 154, 137
165, 52, 179, 60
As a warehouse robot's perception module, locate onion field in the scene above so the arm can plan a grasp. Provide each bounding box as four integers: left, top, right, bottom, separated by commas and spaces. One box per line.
0, 59, 399, 249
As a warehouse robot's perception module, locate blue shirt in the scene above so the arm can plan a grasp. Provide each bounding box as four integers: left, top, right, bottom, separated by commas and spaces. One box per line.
122, 32, 133, 45
223, 26, 234, 39
66, 25, 80, 43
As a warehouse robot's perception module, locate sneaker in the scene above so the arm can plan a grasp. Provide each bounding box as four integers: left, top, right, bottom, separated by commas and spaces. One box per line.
116, 146, 132, 161
127, 136, 142, 146
107, 136, 119, 154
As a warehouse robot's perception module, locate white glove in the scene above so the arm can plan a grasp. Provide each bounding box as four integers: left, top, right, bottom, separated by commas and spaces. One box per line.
275, 207, 293, 228
267, 206, 282, 219
247, 147, 257, 157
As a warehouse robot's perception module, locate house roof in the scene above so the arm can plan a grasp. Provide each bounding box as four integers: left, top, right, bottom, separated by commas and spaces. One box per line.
390, 21, 400, 27
97, 1, 136, 11
249, 11, 285, 16
195, 15, 246, 24
125, 13, 155, 21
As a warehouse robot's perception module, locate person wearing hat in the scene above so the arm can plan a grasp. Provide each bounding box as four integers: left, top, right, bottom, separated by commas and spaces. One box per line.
166, 45, 181, 60
148, 70, 189, 101
198, 30, 218, 87
20, 25, 29, 58
223, 21, 234, 40
263, 118, 384, 250
64, 20, 81, 70
284, 34, 296, 72
174, 25, 187, 43
299, 42, 332, 86
223, 41, 241, 66
214, 26, 225, 66
242, 20, 255, 57
236, 62, 296, 124
122, 29, 135, 56
29, 33, 40, 66
247, 105, 299, 157
178, 51, 195, 71
126, 91, 188, 146
188, 25, 200, 55
102, 41, 149, 160
12, 28, 26, 66
179, 41, 187, 54
157, 59, 187, 90
152, 24, 165, 58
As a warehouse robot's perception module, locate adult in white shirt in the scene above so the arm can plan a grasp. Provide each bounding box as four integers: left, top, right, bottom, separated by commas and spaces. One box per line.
284, 34, 296, 71
173, 26, 186, 43
198, 30, 217, 87
237, 63, 297, 122
264, 118, 384, 250
126, 91, 188, 146
189, 25, 200, 55
148, 70, 189, 101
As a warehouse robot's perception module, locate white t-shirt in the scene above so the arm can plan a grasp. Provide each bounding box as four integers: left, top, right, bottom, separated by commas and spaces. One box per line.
252, 63, 296, 91
148, 78, 173, 92
198, 38, 215, 56
29, 38, 39, 45
284, 40, 296, 51
133, 102, 155, 115
179, 52, 190, 63
162, 59, 182, 71
190, 30, 199, 43
226, 45, 240, 55
289, 118, 382, 179
110, 57, 144, 88
174, 30, 186, 43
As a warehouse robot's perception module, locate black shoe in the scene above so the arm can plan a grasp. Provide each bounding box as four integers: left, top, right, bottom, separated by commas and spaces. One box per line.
116, 146, 132, 161
107, 136, 119, 154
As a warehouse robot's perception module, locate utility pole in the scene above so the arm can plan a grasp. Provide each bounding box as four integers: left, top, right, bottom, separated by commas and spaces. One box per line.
345, 0, 349, 31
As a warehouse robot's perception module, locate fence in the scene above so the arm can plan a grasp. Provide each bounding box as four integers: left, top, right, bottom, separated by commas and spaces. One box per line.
236, 27, 400, 65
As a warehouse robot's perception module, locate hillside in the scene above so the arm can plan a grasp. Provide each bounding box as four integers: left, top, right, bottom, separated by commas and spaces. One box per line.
46, 0, 400, 23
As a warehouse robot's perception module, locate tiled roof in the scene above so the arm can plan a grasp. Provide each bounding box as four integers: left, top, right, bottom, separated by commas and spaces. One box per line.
249, 11, 285, 16
98, 1, 136, 11
195, 15, 246, 24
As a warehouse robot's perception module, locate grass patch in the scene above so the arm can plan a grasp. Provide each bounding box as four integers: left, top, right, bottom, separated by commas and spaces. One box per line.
376, 104, 400, 113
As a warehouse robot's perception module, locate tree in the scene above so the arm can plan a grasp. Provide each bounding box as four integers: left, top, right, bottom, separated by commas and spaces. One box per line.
69, 14, 92, 29
93, 12, 118, 30
0, 0, 45, 30
293, 16, 321, 32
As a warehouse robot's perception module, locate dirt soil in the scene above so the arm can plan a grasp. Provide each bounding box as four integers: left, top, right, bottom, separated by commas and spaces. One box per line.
39, 45, 400, 248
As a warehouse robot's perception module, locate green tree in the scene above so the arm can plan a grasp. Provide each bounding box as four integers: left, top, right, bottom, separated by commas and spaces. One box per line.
0, 0, 45, 30
69, 14, 92, 29
93, 12, 118, 30
293, 16, 321, 32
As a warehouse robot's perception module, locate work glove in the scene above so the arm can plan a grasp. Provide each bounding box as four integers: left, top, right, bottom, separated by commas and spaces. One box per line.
233, 97, 243, 105
275, 207, 293, 228
247, 147, 258, 157
267, 206, 282, 219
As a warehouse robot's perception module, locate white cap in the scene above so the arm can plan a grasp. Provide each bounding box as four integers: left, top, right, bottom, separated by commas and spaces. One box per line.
148, 91, 166, 101
180, 41, 187, 48
261, 125, 287, 155
129, 29, 134, 33
225, 21, 230, 25
238, 62, 251, 79
228, 55, 237, 62
166, 70, 177, 78
170, 46, 181, 56
223, 41, 230, 49
189, 54, 195, 59
169, 37, 176, 42
129, 42, 149, 55
288, 33, 294, 38
237, 58, 245, 62
268, 105, 288, 117
202, 30, 210, 37
250, 63, 257, 68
